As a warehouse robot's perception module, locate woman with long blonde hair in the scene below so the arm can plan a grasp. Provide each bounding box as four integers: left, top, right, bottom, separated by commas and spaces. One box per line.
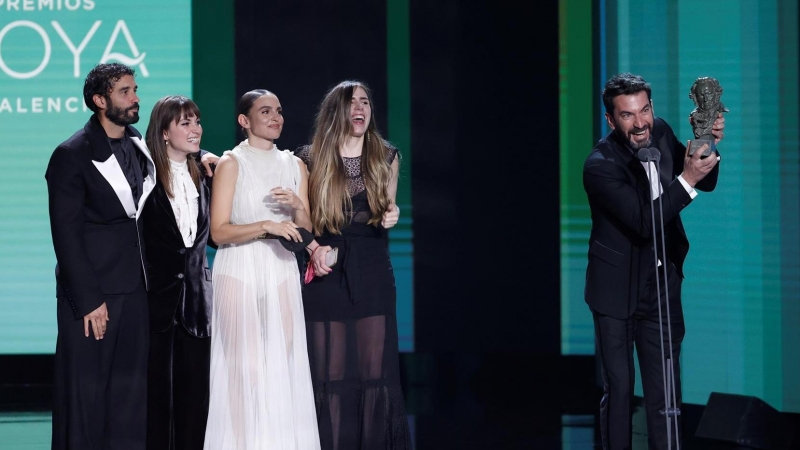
297, 81, 411, 450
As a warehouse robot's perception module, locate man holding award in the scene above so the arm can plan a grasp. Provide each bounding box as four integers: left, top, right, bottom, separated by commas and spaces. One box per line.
582, 73, 726, 449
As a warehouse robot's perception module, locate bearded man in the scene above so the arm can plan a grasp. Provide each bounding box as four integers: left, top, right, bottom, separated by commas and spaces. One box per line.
582, 73, 725, 450
46, 63, 155, 450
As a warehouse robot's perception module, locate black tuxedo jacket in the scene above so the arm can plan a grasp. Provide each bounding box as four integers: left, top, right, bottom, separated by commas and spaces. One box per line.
142, 160, 213, 338
582, 117, 720, 319
46, 115, 155, 319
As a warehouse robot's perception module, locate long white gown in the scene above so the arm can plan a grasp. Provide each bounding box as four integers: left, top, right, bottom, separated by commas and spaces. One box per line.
204, 140, 320, 450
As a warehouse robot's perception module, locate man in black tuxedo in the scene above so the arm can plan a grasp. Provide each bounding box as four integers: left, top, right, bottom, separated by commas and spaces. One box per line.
583, 73, 725, 450
46, 63, 155, 450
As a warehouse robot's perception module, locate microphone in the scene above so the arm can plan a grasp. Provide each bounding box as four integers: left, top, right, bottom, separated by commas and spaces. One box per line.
644, 144, 680, 448
637, 147, 661, 162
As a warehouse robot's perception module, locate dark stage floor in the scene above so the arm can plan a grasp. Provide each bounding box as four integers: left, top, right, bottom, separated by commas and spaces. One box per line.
1, 354, 798, 449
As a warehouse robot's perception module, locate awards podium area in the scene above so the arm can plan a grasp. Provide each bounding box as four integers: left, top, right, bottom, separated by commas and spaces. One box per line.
2, 354, 800, 449
3, 0, 800, 449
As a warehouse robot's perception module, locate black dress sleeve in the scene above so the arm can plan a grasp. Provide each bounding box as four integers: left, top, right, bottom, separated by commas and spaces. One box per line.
295, 145, 311, 166
385, 143, 399, 165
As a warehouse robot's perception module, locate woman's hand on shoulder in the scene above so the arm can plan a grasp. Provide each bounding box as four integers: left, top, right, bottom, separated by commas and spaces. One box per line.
199, 152, 221, 176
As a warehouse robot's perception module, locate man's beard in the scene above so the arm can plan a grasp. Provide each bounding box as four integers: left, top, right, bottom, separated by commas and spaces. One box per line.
614, 125, 651, 150
105, 102, 140, 126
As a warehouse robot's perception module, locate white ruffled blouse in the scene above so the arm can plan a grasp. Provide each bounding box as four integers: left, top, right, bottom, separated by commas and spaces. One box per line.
168, 159, 199, 247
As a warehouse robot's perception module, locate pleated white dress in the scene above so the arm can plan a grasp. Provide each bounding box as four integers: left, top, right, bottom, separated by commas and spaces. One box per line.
204, 141, 320, 450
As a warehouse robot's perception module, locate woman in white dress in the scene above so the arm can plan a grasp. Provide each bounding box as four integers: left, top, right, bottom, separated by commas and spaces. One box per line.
204, 89, 321, 449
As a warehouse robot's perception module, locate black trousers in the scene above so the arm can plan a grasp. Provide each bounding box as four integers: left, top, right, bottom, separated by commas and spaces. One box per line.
52, 281, 149, 450
593, 263, 685, 450
146, 321, 210, 450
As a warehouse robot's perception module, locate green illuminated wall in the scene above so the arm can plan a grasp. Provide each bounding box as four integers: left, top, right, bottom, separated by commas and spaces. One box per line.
559, 0, 596, 355
0, 0, 193, 353
387, 0, 414, 351
0, 0, 416, 355
560, 0, 800, 412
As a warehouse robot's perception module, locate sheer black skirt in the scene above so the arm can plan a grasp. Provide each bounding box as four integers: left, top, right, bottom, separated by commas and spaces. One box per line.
303, 225, 412, 450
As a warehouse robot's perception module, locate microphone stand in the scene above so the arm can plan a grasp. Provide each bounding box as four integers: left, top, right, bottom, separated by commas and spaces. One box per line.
638, 147, 681, 449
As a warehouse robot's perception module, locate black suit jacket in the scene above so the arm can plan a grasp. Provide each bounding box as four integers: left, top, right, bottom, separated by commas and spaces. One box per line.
46, 115, 155, 319
582, 117, 720, 319
141, 159, 214, 338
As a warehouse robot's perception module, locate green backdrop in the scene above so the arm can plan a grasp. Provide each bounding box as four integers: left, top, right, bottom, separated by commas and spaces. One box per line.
0, 0, 415, 354
560, 0, 800, 412
0, 0, 193, 353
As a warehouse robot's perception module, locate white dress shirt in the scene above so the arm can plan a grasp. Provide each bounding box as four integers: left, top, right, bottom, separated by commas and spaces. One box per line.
640, 160, 697, 201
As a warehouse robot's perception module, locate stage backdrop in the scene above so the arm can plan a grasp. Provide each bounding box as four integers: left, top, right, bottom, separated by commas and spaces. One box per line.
0, 0, 415, 355
560, 0, 800, 412
0, 0, 193, 353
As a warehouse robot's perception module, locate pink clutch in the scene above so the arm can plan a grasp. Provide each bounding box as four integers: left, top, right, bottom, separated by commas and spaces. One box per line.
304, 260, 315, 285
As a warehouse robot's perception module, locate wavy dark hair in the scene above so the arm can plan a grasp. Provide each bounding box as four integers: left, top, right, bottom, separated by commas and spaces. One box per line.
602, 73, 651, 114
145, 95, 202, 199
83, 63, 136, 112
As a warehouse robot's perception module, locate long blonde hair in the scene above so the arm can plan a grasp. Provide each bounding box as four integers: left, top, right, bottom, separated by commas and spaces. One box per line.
145, 95, 202, 198
308, 81, 393, 235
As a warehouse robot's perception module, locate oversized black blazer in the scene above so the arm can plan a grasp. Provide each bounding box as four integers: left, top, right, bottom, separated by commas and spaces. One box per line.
582, 117, 720, 320
46, 116, 155, 319
141, 157, 213, 338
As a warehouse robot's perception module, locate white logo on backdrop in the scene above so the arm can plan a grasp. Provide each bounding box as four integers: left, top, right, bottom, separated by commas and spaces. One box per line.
0, 17, 148, 113
0, 19, 147, 79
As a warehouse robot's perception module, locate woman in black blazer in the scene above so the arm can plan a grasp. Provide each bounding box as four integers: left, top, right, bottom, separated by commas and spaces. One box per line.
142, 95, 216, 450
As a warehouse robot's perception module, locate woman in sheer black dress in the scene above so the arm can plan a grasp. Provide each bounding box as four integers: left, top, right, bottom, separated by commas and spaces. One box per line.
297, 81, 411, 450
